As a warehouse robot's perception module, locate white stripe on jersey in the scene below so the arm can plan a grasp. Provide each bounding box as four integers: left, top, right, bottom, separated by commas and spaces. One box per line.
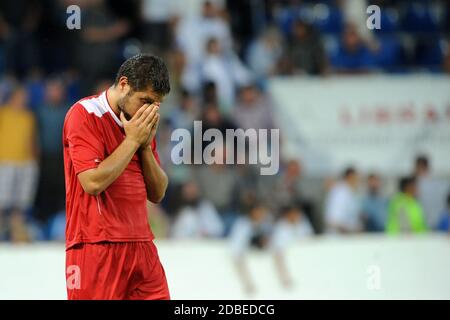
100, 91, 123, 127
79, 91, 123, 127
79, 97, 107, 118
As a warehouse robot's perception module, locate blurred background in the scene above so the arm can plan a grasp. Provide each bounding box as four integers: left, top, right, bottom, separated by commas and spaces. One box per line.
0, 0, 449, 299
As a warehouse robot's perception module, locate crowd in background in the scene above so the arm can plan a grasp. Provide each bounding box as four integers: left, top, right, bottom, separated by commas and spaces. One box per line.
0, 0, 450, 243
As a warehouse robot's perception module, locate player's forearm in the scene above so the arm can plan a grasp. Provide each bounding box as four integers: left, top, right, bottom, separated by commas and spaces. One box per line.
140, 147, 168, 203
78, 138, 140, 195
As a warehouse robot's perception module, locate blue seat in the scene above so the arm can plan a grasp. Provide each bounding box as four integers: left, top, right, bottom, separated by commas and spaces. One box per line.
402, 2, 439, 33
275, 7, 299, 38
373, 35, 402, 68
313, 4, 343, 34
26, 79, 45, 112
374, 8, 400, 34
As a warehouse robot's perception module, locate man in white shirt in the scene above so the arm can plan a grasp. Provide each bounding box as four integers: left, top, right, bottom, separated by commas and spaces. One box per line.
325, 167, 363, 234
171, 181, 224, 238
229, 204, 272, 294
270, 205, 314, 288
414, 155, 449, 228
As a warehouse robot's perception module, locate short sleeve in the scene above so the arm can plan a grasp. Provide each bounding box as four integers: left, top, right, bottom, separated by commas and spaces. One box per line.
64, 105, 105, 175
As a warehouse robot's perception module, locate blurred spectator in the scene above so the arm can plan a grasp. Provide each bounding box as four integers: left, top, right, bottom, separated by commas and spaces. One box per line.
436, 193, 450, 233
194, 158, 238, 217
202, 81, 219, 106
200, 37, 252, 113
0, 75, 15, 104
232, 164, 261, 212
331, 23, 375, 73
171, 181, 224, 239
246, 26, 283, 81
226, 0, 263, 54
444, 49, 450, 74
197, 103, 237, 152
269, 160, 302, 208
414, 155, 450, 229
141, 0, 178, 51
175, 0, 232, 67
361, 173, 388, 232
267, 159, 316, 232
167, 48, 190, 92
157, 118, 193, 191
0, 86, 37, 242
34, 77, 68, 226
270, 205, 313, 251
386, 176, 427, 235
1, 0, 450, 245
155, 118, 196, 219
325, 167, 363, 234
74, 0, 131, 94
25, 70, 45, 111
0, 0, 42, 77
229, 203, 273, 293
270, 205, 313, 289
232, 84, 276, 131
285, 20, 327, 75
169, 89, 200, 130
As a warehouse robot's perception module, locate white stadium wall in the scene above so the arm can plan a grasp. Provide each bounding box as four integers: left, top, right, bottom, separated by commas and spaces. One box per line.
1, 235, 449, 299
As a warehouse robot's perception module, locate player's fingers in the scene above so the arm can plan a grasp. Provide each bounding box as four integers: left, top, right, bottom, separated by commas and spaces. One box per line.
137, 104, 157, 126
153, 113, 160, 129
120, 112, 128, 124
147, 113, 159, 130
133, 104, 148, 121
143, 105, 159, 126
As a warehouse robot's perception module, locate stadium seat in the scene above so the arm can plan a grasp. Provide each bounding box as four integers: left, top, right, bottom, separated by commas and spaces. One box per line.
373, 35, 403, 69
312, 3, 343, 34
374, 8, 400, 34
402, 2, 439, 33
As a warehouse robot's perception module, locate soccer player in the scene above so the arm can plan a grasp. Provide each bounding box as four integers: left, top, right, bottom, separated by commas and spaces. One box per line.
63, 54, 170, 300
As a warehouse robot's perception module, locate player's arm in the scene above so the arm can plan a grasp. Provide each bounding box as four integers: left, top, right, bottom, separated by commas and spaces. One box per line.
139, 114, 169, 203
77, 105, 156, 196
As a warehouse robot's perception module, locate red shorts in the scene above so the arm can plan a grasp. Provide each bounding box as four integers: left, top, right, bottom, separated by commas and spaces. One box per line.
65, 241, 170, 300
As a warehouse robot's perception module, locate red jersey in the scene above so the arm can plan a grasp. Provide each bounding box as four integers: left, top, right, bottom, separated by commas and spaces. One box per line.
63, 91, 159, 249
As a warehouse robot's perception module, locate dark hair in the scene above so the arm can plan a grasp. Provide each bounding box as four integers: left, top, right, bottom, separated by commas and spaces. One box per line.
202, 81, 217, 104
342, 167, 356, 179
367, 173, 378, 180
399, 176, 416, 192
280, 205, 301, 216
115, 54, 170, 96
180, 88, 191, 99
415, 155, 429, 169
247, 202, 267, 215
447, 192, 450, 206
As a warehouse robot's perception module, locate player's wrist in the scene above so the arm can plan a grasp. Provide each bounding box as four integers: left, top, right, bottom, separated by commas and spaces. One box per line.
124, 136, 141, 150
140, 144, 153, 155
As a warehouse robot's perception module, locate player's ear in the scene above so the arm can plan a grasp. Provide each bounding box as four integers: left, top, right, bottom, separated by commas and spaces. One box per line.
117, 76, 129, 91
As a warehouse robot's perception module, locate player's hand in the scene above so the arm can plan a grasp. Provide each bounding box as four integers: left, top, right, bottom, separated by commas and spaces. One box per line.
141, 112, 160, 151
120, 103, 159, 147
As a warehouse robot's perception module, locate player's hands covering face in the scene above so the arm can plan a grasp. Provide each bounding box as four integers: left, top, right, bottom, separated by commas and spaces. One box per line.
120, 103, 160, 147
